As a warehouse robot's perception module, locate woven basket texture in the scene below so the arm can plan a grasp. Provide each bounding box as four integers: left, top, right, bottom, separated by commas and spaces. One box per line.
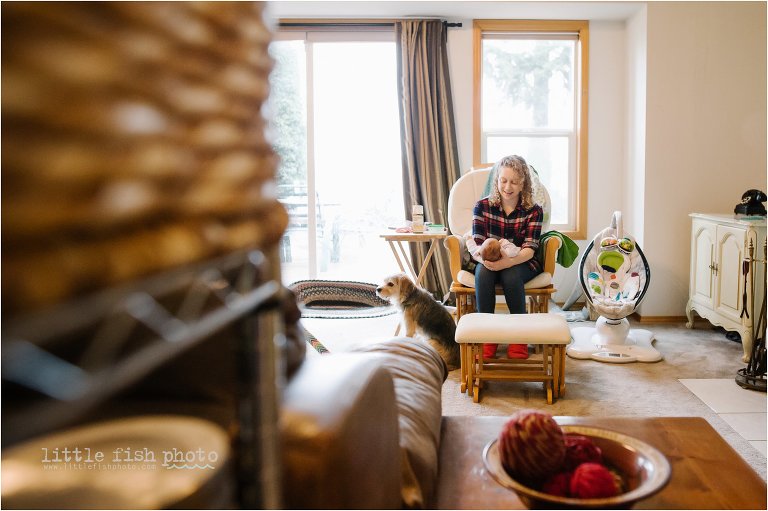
2, 2, 287, 315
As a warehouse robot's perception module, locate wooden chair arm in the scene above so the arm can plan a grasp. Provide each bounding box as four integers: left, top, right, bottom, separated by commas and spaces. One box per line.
541, 236, 562, 276
445, 234, 561, 281
443, 235, 465, 283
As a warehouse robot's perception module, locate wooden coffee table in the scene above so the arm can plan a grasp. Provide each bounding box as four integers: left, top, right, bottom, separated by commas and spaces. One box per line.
436, 416, 766, 510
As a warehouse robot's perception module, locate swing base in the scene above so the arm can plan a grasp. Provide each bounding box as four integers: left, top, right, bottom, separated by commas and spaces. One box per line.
567, 319, 661, 363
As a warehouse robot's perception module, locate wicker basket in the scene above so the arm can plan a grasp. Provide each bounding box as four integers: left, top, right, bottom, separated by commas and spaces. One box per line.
2, 2, 287, 316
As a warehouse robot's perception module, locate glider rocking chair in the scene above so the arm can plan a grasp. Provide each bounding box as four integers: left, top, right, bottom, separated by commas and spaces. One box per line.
443, 166, 561, 322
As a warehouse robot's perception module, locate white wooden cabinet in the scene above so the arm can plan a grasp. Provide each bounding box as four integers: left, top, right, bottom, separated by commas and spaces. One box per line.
686, 213, 766, 362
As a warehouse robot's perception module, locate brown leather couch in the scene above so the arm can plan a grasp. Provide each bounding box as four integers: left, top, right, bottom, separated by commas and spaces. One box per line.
281, 338, 449, 509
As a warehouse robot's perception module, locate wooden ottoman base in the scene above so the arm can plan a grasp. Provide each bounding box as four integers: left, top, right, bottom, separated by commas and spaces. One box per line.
455, 313, 571, 404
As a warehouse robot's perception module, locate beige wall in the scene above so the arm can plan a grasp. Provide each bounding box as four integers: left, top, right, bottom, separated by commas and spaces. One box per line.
640, 2, 767, 317
625, 6, 647, 243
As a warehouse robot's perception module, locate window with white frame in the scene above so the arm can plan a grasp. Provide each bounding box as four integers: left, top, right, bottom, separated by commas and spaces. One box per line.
474, 20, 589, 238
269, 28, 405, 284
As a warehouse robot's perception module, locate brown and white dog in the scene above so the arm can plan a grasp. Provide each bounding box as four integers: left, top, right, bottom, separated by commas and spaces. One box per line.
376, 273, 459, 371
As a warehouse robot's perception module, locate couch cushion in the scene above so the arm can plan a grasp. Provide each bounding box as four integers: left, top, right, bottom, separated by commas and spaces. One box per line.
352, 338, 447, 509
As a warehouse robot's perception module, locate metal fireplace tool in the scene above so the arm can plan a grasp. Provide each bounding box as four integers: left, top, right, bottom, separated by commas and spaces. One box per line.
736, 240, 767, 392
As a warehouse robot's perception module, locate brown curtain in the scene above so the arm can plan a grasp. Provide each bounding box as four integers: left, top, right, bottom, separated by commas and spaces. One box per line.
396, 20, 460, 300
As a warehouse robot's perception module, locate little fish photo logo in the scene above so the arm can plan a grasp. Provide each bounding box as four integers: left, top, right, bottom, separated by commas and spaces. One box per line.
40, 446, 218, 471
162, 447, 218, 470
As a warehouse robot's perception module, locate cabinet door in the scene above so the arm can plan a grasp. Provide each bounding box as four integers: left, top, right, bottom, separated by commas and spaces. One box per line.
691, 220, 716, 307
714, 224, 746, 323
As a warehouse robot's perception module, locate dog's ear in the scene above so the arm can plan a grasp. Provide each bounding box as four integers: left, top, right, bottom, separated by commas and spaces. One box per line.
398, 275, 415, 297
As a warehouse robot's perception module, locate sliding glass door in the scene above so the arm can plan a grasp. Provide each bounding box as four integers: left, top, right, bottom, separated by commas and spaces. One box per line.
269, 30, 404, 285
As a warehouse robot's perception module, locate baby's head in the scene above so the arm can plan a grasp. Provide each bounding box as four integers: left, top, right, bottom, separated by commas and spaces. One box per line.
479, 238, 502, 261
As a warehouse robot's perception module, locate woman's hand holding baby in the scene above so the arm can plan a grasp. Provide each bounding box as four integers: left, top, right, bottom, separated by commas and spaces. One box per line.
483, 257, 514, 271
482, 247, 535, 271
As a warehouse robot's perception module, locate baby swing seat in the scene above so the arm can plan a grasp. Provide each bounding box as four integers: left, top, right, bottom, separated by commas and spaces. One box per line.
567, 211, 662, 363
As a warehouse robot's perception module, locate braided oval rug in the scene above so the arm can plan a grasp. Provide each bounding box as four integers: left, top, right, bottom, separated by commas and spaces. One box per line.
302, 326, 330, 355
289, 280, 397, 319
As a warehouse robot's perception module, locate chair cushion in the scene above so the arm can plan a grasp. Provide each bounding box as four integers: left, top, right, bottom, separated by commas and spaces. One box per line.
447, 169, 491, 236
455, 313, 571, 344
447, 166, 552, 237
456, 269, 552, 289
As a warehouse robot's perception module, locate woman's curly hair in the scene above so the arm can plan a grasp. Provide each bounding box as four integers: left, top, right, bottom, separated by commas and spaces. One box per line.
488, 155, 534, 210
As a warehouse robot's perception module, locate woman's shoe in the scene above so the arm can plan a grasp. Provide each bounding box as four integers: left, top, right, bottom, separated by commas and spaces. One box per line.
507, 344, 529, 359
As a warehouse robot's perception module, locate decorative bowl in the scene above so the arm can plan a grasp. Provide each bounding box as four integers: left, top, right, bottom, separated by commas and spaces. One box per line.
483, 425, 671, 509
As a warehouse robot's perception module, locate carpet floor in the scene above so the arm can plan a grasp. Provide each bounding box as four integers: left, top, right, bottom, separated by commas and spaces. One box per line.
299, 314, 767, 479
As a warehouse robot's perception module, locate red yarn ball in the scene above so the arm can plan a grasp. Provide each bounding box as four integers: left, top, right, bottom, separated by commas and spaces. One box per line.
569, 462, 620, 499
563, 434, 603, 470
541, 471, 572, 497
498, 410, 566, 481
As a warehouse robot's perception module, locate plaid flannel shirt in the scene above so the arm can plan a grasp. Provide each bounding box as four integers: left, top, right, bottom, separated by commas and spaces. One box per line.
472, 198, 543, 272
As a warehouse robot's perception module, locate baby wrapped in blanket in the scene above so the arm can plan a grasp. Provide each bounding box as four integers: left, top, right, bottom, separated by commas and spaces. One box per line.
475, 238, 520, 262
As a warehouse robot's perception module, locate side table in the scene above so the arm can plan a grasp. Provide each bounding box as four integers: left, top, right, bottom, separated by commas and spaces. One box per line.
380, 231, 448, 288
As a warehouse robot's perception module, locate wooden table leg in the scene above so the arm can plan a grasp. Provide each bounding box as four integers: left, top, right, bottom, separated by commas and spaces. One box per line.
552, 346, 561, 399
415, 240, 439, 286
473, 344, 483, 402
473, 346, 481, 403
394, 241, 418, 282
559, 346, 567, 395
387, 239, 421, 285
466, 344, 476, 398
460, 344, 468, 393
387, 241, 407, 274
545, 345, 554, 404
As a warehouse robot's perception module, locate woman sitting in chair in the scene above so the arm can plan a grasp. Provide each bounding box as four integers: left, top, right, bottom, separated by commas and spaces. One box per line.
470, 155, 543, 360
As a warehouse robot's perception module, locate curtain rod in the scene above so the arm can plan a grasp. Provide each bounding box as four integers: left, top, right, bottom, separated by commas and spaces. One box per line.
278, 21, 463, 28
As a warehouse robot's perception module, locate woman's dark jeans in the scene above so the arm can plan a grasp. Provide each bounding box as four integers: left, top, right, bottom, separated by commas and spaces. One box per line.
474, 263, 540, 314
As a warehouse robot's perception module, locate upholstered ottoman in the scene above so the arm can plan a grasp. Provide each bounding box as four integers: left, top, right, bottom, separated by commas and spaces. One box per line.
454, 313, 571, 404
